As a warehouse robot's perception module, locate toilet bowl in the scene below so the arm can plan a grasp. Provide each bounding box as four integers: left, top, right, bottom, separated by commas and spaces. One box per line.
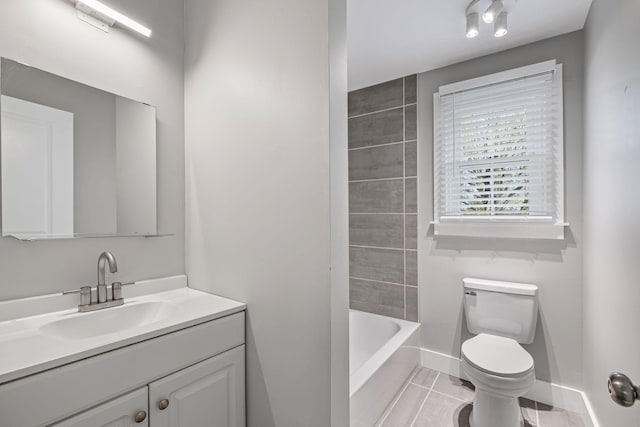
461, 278, 539, 427
461, 333, 535, 427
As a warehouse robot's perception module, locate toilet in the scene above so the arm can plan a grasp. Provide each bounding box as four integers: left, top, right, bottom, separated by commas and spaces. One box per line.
461, 278, 539, 427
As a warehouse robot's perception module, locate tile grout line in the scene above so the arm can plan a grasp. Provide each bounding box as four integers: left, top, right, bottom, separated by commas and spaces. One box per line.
349, 276, 406, 287
349, 244, 405, 251
349, 213, 405, 216
409, 372, 440, 427
349, 140, 417, 151
376, 367, 422, 427
349, 176, 416, 183
403, 76, 407, 320
428, 389, 471, 404
349, 212, 406, 215
349, 102, 417, 119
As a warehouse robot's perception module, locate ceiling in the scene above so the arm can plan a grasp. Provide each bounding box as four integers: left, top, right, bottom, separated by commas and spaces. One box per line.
347, 0, 592, 90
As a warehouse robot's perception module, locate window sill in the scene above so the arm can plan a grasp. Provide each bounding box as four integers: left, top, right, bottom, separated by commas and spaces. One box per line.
431, 221, 568, 240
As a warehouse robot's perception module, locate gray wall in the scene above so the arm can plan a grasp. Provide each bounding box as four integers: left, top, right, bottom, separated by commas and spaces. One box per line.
418, 31, 585, 388
0, 0, 185, 300
583, 0, 640, 424
184, 0, 347, 426
116, 97, 157, 235
348, 76, 419, 320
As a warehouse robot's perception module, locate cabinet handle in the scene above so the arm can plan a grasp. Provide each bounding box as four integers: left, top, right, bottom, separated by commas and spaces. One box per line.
134, 410, 147, 423
158, 399, 170, 410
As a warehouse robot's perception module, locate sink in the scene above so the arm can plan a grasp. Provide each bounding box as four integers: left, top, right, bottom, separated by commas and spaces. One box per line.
40, 301, 179, 340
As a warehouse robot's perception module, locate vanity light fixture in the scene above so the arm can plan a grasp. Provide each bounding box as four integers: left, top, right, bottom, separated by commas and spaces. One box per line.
494, 11, 508, 37
75, 0, 152, 37
482, 0, 504, 24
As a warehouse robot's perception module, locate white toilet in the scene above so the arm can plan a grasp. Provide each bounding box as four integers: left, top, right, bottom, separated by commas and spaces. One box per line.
461, 278, 539, 427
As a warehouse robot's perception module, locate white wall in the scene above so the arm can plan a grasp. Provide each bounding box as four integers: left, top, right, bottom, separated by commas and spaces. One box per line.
0, 0, 185, 300
184, 0, 347, 426
583, 0, 640, 424
418, 32, 585, 388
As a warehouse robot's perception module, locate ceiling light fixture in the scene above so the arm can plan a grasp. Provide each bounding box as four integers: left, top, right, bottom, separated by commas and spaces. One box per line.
466, 12, 480, 38
494, 11, 508, 37
482, 0, 504, 24
75, 0, 152, 37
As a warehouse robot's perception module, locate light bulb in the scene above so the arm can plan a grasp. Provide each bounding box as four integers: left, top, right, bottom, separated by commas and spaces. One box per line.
494, 11, 508, 37
482, 0, 504, 24
466, 12, 479, 38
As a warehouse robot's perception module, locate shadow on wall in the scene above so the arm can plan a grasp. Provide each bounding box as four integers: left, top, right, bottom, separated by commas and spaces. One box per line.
245, 313, 276, 427
425, 225, 577, 262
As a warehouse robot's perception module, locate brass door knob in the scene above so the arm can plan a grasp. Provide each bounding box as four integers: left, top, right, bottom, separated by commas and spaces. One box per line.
158, 399, 170, 410
134, 410, 147, 423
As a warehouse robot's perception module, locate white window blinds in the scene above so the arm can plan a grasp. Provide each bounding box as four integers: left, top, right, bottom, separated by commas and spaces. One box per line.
433, 61, 564, 239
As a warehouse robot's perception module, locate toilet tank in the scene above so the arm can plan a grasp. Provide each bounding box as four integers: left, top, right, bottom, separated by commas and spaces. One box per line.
463, 278, 539, 344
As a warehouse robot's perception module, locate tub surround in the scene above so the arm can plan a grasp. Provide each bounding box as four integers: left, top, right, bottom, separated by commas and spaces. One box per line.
348, 76, 418, 321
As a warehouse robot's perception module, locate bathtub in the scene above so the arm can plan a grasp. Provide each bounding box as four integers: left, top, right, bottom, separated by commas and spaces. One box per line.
350, 309, 420, 427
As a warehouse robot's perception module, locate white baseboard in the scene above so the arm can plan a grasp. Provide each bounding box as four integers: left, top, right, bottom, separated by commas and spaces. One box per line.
420, 348, 599, 427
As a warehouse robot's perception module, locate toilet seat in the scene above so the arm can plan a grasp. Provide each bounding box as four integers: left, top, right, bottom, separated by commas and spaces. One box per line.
461, 333, 534, 377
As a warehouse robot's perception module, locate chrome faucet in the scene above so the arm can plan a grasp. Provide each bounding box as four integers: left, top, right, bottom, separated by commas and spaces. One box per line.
62, 251, 131, 312
97, 251, 118, 303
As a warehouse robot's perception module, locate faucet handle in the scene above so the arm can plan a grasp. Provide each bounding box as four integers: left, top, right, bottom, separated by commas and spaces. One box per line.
112, 282, 123, 300
63, 286, 94, 306
80, 286, 92, 306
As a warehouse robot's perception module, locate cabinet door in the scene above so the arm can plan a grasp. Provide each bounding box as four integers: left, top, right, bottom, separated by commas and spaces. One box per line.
50, 388, 148, 427
149, 345, 245, 427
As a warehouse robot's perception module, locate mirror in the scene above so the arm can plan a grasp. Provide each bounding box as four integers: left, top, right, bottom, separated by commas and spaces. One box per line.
0, 58, 157, 240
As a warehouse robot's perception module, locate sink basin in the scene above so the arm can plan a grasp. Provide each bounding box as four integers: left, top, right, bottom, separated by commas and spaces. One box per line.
40, 301, 178, 340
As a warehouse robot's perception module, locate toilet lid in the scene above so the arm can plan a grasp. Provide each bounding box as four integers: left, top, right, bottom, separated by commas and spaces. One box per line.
462, 334, 534, 377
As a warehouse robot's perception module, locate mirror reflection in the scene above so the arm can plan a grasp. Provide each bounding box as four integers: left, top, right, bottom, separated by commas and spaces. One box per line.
0, 58, 157, 240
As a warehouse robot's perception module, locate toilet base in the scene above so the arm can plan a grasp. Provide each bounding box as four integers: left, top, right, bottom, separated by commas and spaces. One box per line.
469, 388, 523, 427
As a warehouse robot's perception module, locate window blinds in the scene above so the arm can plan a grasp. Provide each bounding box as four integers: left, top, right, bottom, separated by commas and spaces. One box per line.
434, 62, 564, 233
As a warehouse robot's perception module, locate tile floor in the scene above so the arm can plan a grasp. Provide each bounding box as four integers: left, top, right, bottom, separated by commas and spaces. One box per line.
376, 367, 587, 427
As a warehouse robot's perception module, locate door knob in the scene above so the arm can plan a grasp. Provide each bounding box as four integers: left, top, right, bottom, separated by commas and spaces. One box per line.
134, 410, 147, 423
608, 372, 639, 407
158, 398, 170, 410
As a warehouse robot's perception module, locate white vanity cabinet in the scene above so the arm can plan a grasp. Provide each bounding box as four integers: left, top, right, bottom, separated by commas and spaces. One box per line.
0, 308, 246, 427
50, 345, 245, 427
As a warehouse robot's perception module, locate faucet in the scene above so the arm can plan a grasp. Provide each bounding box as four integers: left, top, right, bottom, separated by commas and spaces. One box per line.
62, 251, 134, 312
97, 251, 118, 303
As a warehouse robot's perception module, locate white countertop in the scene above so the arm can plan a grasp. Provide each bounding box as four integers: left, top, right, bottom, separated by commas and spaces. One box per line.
0, 275, 245, 385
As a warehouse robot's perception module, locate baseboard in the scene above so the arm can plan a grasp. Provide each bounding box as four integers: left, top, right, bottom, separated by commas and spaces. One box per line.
420, 348, 599, 427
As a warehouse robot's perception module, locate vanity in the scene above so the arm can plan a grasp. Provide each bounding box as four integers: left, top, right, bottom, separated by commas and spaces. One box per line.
0, 50, 246, 427
0, 275, 246, 427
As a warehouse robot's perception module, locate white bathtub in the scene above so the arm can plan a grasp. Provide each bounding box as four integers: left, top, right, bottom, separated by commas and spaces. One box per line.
350, 309, 420, 427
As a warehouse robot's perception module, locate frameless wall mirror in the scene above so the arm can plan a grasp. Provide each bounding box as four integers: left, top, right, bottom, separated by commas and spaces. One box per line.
0, 58, 157, 240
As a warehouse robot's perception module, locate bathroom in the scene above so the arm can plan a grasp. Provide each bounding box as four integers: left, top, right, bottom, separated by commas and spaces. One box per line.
0, 0, 637, 426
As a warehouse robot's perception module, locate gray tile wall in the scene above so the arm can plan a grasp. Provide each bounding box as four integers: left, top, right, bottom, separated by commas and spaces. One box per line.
348, 76, 418, 321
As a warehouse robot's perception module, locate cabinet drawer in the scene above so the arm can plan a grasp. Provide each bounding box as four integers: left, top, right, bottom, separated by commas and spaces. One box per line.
0, 312, 244, 427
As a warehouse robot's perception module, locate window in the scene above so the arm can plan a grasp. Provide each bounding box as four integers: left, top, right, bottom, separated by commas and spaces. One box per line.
433, 60, 565, 239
